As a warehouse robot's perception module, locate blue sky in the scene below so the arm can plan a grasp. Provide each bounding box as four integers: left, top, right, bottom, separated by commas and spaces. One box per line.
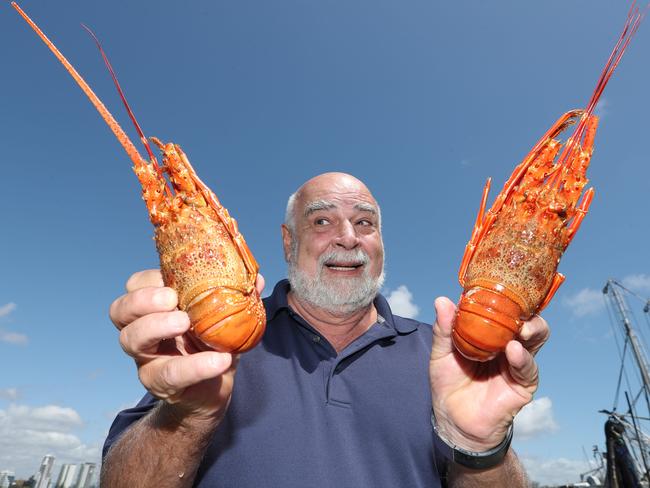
2, 0, 650, 484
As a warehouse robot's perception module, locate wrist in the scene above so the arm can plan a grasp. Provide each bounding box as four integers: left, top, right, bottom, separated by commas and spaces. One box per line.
153, 401, 224, 436
431, 405, 510, 451
431, 409, 513, 470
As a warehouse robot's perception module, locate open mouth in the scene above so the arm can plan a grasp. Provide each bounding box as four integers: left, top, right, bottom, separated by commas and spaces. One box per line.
324, 262, 364, 271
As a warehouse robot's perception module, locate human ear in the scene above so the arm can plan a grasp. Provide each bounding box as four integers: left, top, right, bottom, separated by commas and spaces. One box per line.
281, 224, 292, 262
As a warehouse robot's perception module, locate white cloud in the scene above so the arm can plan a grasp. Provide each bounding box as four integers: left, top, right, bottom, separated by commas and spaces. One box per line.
0, 303, 28, 345
0, 388, 19, 401
6, 404, 83, 432
564, 274, 650, 318
563, 287, 605, 317
622, 273, 650, 295
0, 329, 28, 345
514, 397, 558, 440
386, 285, 419, 319
0, 303, 16, 318
0, 403, 102, 480
521, 456, 593, 486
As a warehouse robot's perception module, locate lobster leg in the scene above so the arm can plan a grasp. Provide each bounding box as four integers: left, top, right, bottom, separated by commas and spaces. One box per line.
565, 187, 595, 247
485, 110, 582, 219
458, 178, 491, 286
165, 143, 260, 278
463, 111, 583, 274
536, 272, 566, 313
228, 217, 261, 278
458, 112, 581, 286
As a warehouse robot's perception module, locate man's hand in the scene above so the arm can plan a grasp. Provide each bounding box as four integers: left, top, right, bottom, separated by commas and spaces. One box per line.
108, 269, 265, 423
429, 297, 549, 452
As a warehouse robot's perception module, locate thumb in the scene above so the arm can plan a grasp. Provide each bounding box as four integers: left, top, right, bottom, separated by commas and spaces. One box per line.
255, 273, 266, 295
431, 297, 457, 359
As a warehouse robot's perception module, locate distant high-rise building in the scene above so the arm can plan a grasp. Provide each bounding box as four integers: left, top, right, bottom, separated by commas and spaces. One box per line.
54, 464, 78, 488
75, 463, 96, 488
0, 470, 15, 488
34, 454, 55, 488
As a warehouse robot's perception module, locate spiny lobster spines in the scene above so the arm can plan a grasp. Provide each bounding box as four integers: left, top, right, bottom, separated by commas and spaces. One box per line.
505, 111, 598, 244
132, 159, 170, 225
453, 112, 599, 361
151, 141, 266, 353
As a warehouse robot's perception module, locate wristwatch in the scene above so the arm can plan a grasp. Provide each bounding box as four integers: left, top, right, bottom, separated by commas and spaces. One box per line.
431, 410, 513, 470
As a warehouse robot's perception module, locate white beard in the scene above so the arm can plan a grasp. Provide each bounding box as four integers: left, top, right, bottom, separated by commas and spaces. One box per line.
288, 246, 385, 315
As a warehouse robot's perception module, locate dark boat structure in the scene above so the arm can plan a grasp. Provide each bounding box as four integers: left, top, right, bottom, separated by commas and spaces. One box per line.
576, 280, 650, 487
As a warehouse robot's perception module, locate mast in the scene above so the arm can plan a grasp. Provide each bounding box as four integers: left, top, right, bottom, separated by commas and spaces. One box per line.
602, 279, 650, 486
603, 279, 650, 395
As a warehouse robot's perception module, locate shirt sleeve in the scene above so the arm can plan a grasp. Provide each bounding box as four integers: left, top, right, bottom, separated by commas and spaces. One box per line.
102, 393, 159, 459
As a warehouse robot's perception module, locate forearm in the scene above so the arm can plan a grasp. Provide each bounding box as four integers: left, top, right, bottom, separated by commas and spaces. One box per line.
101, 402, 220, 488
447, 449, 528, 488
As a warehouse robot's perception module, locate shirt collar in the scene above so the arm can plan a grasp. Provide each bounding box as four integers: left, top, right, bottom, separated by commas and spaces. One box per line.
264, 279, 418, 334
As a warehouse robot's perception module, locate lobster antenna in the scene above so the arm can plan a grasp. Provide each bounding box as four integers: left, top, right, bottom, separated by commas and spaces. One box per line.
550, 3, 645, 188
11, 2, 165, 178
79, 23, 160, 168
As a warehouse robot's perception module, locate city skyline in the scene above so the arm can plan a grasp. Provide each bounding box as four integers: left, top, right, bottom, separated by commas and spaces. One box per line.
1, 455, 97, 488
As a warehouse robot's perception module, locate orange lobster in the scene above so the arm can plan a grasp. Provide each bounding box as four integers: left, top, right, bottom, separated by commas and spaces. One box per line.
13, 3, 266, 353
453, 4, 645, 362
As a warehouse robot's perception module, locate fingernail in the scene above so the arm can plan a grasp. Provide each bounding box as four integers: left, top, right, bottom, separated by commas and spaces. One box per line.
207, 354, 223, 370
208, 353, 230, 371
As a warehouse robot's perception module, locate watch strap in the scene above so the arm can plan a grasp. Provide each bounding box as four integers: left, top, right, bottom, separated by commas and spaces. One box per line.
431, 410, 513, 470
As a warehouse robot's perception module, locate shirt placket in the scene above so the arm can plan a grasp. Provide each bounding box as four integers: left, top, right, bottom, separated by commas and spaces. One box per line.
326, 320, 397, 407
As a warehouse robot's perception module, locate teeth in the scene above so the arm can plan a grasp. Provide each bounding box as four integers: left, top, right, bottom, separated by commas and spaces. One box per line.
327, 265, 360, 270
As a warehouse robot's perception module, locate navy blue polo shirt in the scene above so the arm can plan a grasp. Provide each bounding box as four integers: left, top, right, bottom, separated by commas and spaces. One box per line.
104, 280, 446, 487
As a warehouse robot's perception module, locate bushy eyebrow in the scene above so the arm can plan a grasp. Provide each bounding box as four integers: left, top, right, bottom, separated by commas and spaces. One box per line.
303, 200, 378, 218
354, 202, 378, 215
304, 200, 336, 217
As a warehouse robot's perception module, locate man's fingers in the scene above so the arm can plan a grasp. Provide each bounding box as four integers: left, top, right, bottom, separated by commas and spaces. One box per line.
139, 352, 234, 401
119, 310, 190, 357
256, 273, 265, 296
505, 340, 539, 392
125, 269, 165, 292
517, 314, 550, 357
434, 297, 456, 336
110, 287, 178, 330
430, 297, 457, 359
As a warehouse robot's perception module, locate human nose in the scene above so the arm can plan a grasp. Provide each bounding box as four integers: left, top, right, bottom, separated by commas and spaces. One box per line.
334, 220, 359, 249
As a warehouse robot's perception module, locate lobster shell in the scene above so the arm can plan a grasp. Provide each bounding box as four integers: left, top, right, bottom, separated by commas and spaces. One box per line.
156, 196, 266, 353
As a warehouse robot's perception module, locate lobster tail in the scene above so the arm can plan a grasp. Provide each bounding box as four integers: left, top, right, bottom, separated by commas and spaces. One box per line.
188, 287, 266, 353
453, 286, 524, 362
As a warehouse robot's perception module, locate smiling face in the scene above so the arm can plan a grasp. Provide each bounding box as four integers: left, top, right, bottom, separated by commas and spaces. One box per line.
282, 173, 385, 315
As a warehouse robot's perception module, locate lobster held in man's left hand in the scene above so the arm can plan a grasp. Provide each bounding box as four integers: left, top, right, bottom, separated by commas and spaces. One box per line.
13, 2, 266, 353
452, 3, 644, 362
454, 110, 596, 362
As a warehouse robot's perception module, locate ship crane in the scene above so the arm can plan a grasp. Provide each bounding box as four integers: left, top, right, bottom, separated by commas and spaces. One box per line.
601, 279, 650, 487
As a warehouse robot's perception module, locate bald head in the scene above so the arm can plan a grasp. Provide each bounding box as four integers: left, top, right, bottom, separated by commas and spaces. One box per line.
284, 173, 381, 235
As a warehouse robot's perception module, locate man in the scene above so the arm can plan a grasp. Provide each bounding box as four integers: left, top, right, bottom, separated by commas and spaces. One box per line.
103, 172, 547, 487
